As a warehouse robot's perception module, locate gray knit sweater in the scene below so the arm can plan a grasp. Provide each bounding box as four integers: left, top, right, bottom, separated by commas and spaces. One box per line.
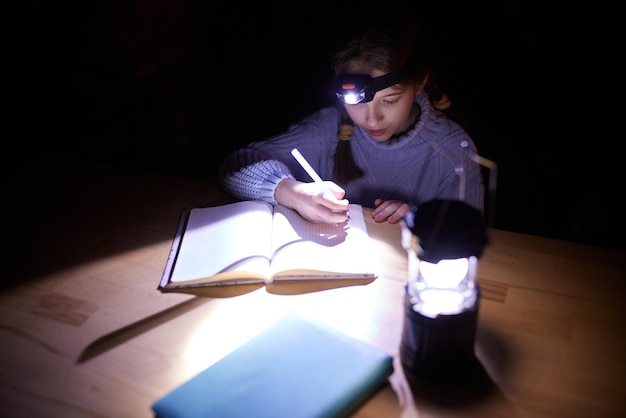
218, 93, 485, 212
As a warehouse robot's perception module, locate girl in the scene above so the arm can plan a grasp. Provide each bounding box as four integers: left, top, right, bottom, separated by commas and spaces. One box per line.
218, 13, 484, 225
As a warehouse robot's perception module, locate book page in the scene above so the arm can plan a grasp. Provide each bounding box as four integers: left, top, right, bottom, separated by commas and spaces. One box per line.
169, 201, 273, 283
269, 204, 376, 280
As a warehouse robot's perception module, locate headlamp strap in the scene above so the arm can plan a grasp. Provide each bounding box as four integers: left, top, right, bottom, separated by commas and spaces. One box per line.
370, 66, 408, 92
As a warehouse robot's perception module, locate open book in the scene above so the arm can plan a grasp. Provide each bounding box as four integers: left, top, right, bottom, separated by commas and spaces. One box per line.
158, 201, 377, 293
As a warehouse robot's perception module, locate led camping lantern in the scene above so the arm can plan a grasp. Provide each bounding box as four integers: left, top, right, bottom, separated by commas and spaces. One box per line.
400, 199, 489, 381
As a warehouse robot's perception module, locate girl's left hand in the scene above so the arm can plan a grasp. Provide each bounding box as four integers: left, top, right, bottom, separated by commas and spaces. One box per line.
372, 199, 411, 224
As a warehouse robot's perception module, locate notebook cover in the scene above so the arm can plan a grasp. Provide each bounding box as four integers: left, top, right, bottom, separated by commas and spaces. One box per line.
152, 312, 394, 418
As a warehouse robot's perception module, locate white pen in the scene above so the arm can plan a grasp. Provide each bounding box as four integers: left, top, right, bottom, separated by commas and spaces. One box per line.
290, 148, 334, 198
290, 148, 350, 220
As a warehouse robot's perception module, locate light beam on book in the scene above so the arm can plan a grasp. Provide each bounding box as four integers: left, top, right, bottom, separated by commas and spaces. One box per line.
158, 201, 377, 294
152, 312, 394, 418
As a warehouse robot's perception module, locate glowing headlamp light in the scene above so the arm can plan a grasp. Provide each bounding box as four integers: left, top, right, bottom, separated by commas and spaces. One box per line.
335, 67, 407, 104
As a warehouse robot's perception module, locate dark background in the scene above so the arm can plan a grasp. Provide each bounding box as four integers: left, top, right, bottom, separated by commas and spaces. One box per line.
22, 1, 623, 250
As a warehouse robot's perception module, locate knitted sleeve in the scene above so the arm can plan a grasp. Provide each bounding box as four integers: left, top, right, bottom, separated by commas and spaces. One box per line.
218, 107, 342, 205
218, 148, 295, 205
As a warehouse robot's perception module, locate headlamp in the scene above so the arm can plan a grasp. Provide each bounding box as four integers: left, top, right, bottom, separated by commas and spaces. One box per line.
335, 66, 407, 104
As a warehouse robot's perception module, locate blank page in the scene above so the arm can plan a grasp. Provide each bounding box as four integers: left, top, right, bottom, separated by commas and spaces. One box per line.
170, 201, 273, 283
269, 204, 376, 278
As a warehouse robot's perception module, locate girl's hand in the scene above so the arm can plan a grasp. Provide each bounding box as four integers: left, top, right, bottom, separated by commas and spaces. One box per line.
372, 199, 411, 224
275, 178, 350, 224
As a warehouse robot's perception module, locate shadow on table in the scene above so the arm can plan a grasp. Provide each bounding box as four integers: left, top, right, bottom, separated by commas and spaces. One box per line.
395, 324, 519, 416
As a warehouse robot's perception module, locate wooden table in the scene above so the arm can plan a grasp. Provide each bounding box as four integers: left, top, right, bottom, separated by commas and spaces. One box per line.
2, 159, 625, 417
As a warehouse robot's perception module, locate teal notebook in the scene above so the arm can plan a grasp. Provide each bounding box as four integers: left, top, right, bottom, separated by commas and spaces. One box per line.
152, 312, 394, 418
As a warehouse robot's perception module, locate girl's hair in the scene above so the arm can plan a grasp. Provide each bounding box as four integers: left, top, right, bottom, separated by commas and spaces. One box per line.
328, 11, 470, 184
329, 13, 429, 88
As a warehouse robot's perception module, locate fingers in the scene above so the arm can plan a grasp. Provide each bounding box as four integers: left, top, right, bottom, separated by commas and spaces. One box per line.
315, 208, 350, 224
325, 181, 346, 200
307, 193, 350, 223
298, 202, 350, 224
301, 181, 349, 213
314, 192, 349, 213
372, 200, 410, 224
276, 179, 351, 224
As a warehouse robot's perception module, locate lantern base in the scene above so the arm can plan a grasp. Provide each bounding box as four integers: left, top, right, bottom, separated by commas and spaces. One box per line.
400, 286, 480, 382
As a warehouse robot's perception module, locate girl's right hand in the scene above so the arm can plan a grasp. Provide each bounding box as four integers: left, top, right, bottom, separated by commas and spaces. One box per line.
275, 178, 350, 224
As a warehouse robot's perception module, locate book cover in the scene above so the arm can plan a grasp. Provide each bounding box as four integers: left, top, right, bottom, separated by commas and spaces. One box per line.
152, 312, 394, 418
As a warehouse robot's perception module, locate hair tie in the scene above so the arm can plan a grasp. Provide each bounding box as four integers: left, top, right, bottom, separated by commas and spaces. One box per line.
338, 124, 354, 141
432, 93, 451, 110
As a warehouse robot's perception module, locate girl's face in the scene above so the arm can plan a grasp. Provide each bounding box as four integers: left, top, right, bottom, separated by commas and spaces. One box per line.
342, 70, 420, 143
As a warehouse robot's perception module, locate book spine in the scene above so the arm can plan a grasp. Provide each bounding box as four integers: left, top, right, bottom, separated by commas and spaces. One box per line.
159, 211, 189, 289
